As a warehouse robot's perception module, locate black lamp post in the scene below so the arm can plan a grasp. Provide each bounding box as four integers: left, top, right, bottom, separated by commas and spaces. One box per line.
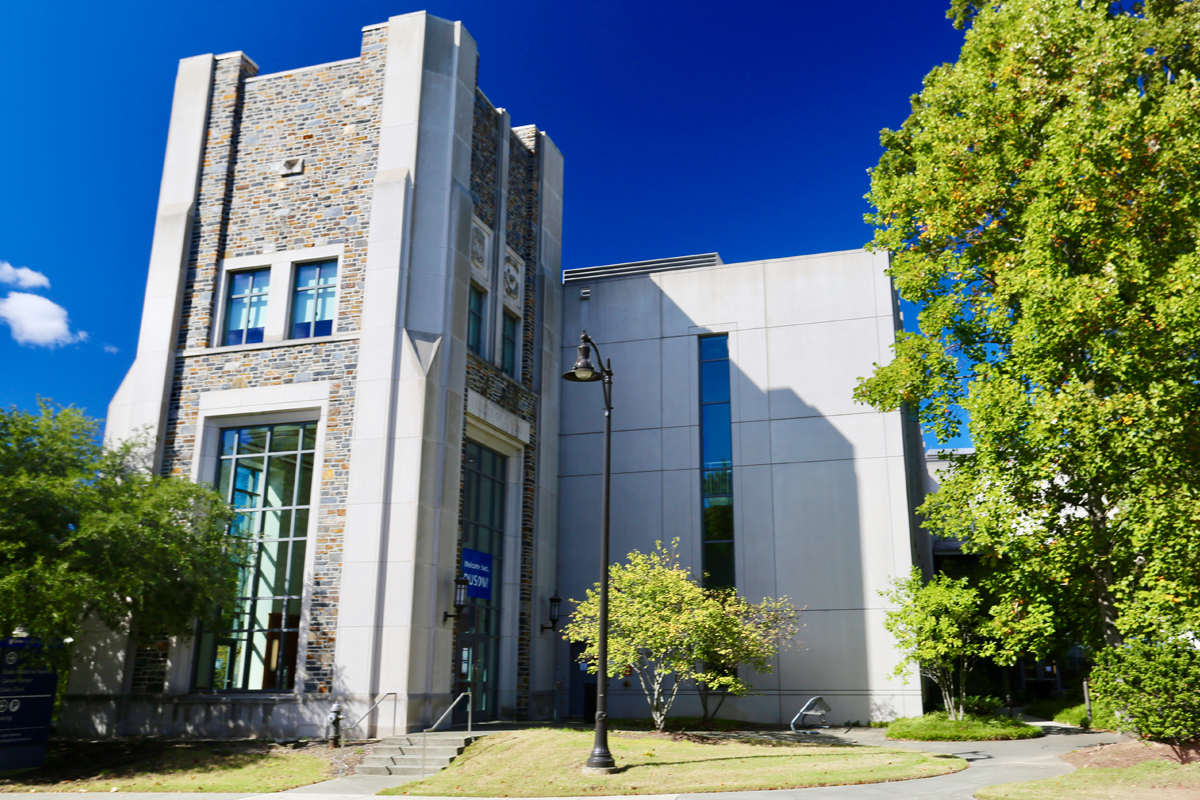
562, 331, 617, 773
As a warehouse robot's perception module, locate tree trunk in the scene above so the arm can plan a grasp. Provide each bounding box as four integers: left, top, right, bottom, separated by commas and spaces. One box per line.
1089, 499, 1125, 648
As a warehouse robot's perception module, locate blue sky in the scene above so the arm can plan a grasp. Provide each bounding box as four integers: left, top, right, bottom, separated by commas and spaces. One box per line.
0, 1, 969, 446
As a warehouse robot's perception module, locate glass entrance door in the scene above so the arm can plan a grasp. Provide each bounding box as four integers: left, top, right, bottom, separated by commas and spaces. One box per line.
454, 441, 506, 722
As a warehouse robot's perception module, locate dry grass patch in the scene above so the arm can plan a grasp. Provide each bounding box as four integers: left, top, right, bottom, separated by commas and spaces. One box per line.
0, 739, 333, 793
975, 761, 1200, 800
380, 728, 966, 796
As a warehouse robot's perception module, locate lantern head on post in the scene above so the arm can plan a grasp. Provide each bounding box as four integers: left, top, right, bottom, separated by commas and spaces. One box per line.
444, 573, 469, 622
541, 593, 563, 632
563, 334, 603, 382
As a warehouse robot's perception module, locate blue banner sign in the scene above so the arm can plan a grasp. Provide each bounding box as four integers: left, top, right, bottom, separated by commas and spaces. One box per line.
0, 638, 57, 771
462, 548, 493, 601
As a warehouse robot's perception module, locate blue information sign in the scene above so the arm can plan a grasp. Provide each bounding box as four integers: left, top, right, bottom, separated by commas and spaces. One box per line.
462, 548, 493, 601
0, 638, 57, 771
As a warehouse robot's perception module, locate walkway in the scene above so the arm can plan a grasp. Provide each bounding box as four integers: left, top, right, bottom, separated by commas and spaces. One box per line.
18, 721, 1126, 800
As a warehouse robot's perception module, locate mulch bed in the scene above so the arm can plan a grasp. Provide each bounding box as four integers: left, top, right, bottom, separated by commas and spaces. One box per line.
1063, 740, 1200, 768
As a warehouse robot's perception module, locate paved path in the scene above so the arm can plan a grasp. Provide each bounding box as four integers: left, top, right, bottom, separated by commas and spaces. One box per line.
16, 721, 1125, 800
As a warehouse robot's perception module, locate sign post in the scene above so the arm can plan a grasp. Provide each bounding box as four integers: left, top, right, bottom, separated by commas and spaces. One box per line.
0, 639, 57, 772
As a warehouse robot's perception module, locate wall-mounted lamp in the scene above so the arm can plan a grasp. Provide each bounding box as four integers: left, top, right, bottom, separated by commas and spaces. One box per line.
541, 593, 563, 632
444, 574, 469, 622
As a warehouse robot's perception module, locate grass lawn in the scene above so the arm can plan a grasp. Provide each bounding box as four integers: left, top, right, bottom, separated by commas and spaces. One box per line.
0, 739, 333, 793
886, 712, 1043, 741
380, 728, 966, 796
975, 761, 1200, 799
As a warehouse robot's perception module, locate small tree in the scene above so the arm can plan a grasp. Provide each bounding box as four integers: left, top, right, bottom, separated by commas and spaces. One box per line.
1090, 636, 1200, 763
882, 568, 988, 720
564, 540, 800, 730
693, 591, 801, 721
0, 402, 242, 670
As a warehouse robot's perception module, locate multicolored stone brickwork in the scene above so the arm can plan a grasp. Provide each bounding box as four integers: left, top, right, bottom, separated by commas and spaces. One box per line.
471, 90, 499, 230
148, 19, 551, 715
157, 28, 387, 694
162, 342, 359, 692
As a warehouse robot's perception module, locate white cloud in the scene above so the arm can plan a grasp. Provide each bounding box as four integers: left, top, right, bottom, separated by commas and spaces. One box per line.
0, 261, 51, 290
103, 344, 119, 354
0, 292, 84, 347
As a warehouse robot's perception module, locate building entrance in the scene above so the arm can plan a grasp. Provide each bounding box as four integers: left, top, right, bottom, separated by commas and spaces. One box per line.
454, 441, 506, 722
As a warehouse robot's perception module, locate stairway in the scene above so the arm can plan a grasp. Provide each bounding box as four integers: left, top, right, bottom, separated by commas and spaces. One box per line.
356, 733, 481, 777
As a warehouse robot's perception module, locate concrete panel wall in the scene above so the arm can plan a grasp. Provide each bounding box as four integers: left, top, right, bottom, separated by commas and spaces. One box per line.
557, 250, 924, 725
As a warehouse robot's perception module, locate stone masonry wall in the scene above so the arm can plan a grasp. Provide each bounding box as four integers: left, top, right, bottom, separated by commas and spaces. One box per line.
470, 90, 499, 230
155, 26, 387, 694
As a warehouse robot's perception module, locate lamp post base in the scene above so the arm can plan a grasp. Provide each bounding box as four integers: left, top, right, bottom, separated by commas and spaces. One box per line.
581, 765, 620, 775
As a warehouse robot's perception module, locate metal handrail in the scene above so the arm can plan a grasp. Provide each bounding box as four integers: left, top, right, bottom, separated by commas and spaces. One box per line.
344, 691, 399, 740
336, 691, 399, 776
422, 691, 472, 775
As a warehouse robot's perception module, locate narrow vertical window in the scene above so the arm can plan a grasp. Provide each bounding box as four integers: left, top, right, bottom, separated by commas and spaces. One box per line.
291, 260, 337, 339
194, 422, 316, 692
501, 312, 519, 377
224, 268, 270, 346
699, 335, 734, 589
468, 286, 485, 354
458, 441, 505, 719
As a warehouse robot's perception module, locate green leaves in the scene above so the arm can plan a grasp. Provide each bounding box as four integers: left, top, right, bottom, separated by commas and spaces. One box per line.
0, 402, 240, 657
861, 0, 1200, 654
563, 540, 800, 730
882, 568, 989, 720
1091, 637, 1200, 760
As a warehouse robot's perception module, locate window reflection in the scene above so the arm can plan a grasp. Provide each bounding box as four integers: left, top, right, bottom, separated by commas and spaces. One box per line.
194, 422, 316, 692
699, 335, 734, 589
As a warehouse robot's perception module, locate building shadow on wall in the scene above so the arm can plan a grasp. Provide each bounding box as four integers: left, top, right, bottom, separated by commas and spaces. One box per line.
557, 282, 872, 726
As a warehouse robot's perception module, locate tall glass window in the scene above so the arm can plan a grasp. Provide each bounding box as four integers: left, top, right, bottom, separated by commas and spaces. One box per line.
699, 335, 734, 589
458, 442, 505, 719
224, 268, 270, 346
501, 312, 519, 377
291, 260, 337, 339
193, 422, 316, 692
468, 286, 485, 354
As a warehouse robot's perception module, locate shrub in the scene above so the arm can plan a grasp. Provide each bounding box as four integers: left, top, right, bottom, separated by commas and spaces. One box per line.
886, 712, 1042, 741
1090, 636, 1200, 762
961, 695, 1003, 716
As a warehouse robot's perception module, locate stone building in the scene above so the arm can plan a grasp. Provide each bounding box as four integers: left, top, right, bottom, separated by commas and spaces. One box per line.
62, 12, 929, 739
63, 11, 564, 737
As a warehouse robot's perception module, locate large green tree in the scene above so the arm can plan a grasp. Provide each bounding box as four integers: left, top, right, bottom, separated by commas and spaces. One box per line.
857, 0, 1200, 653
0, 403, 242, 663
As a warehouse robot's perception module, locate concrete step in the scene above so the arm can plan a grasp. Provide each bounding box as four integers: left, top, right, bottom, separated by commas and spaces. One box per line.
354, 733, 483, 777
363, 754, 455, 768
368, 744, 464, 758
355, 764, 441, 777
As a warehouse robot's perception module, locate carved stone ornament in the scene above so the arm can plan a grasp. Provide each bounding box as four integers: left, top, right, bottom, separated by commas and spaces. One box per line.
470, 227, 487, 268
503, 256, 521, 301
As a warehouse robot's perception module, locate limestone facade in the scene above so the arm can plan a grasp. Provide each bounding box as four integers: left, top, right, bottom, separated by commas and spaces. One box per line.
65, 11, 564, 738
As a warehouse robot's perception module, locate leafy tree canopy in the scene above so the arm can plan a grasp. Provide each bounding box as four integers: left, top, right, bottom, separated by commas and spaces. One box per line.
882, 568, 989, 720
857, 0, 1200, 652
0, 402, 241, 663
563, 540, 800, 730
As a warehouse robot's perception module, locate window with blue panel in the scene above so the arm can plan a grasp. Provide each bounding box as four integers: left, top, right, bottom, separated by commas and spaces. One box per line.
224, 268, 270, 346
501, 312, 518, 377
699, 335, 734, 589
468, 286, 485, 354
291, 260, 337, 339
